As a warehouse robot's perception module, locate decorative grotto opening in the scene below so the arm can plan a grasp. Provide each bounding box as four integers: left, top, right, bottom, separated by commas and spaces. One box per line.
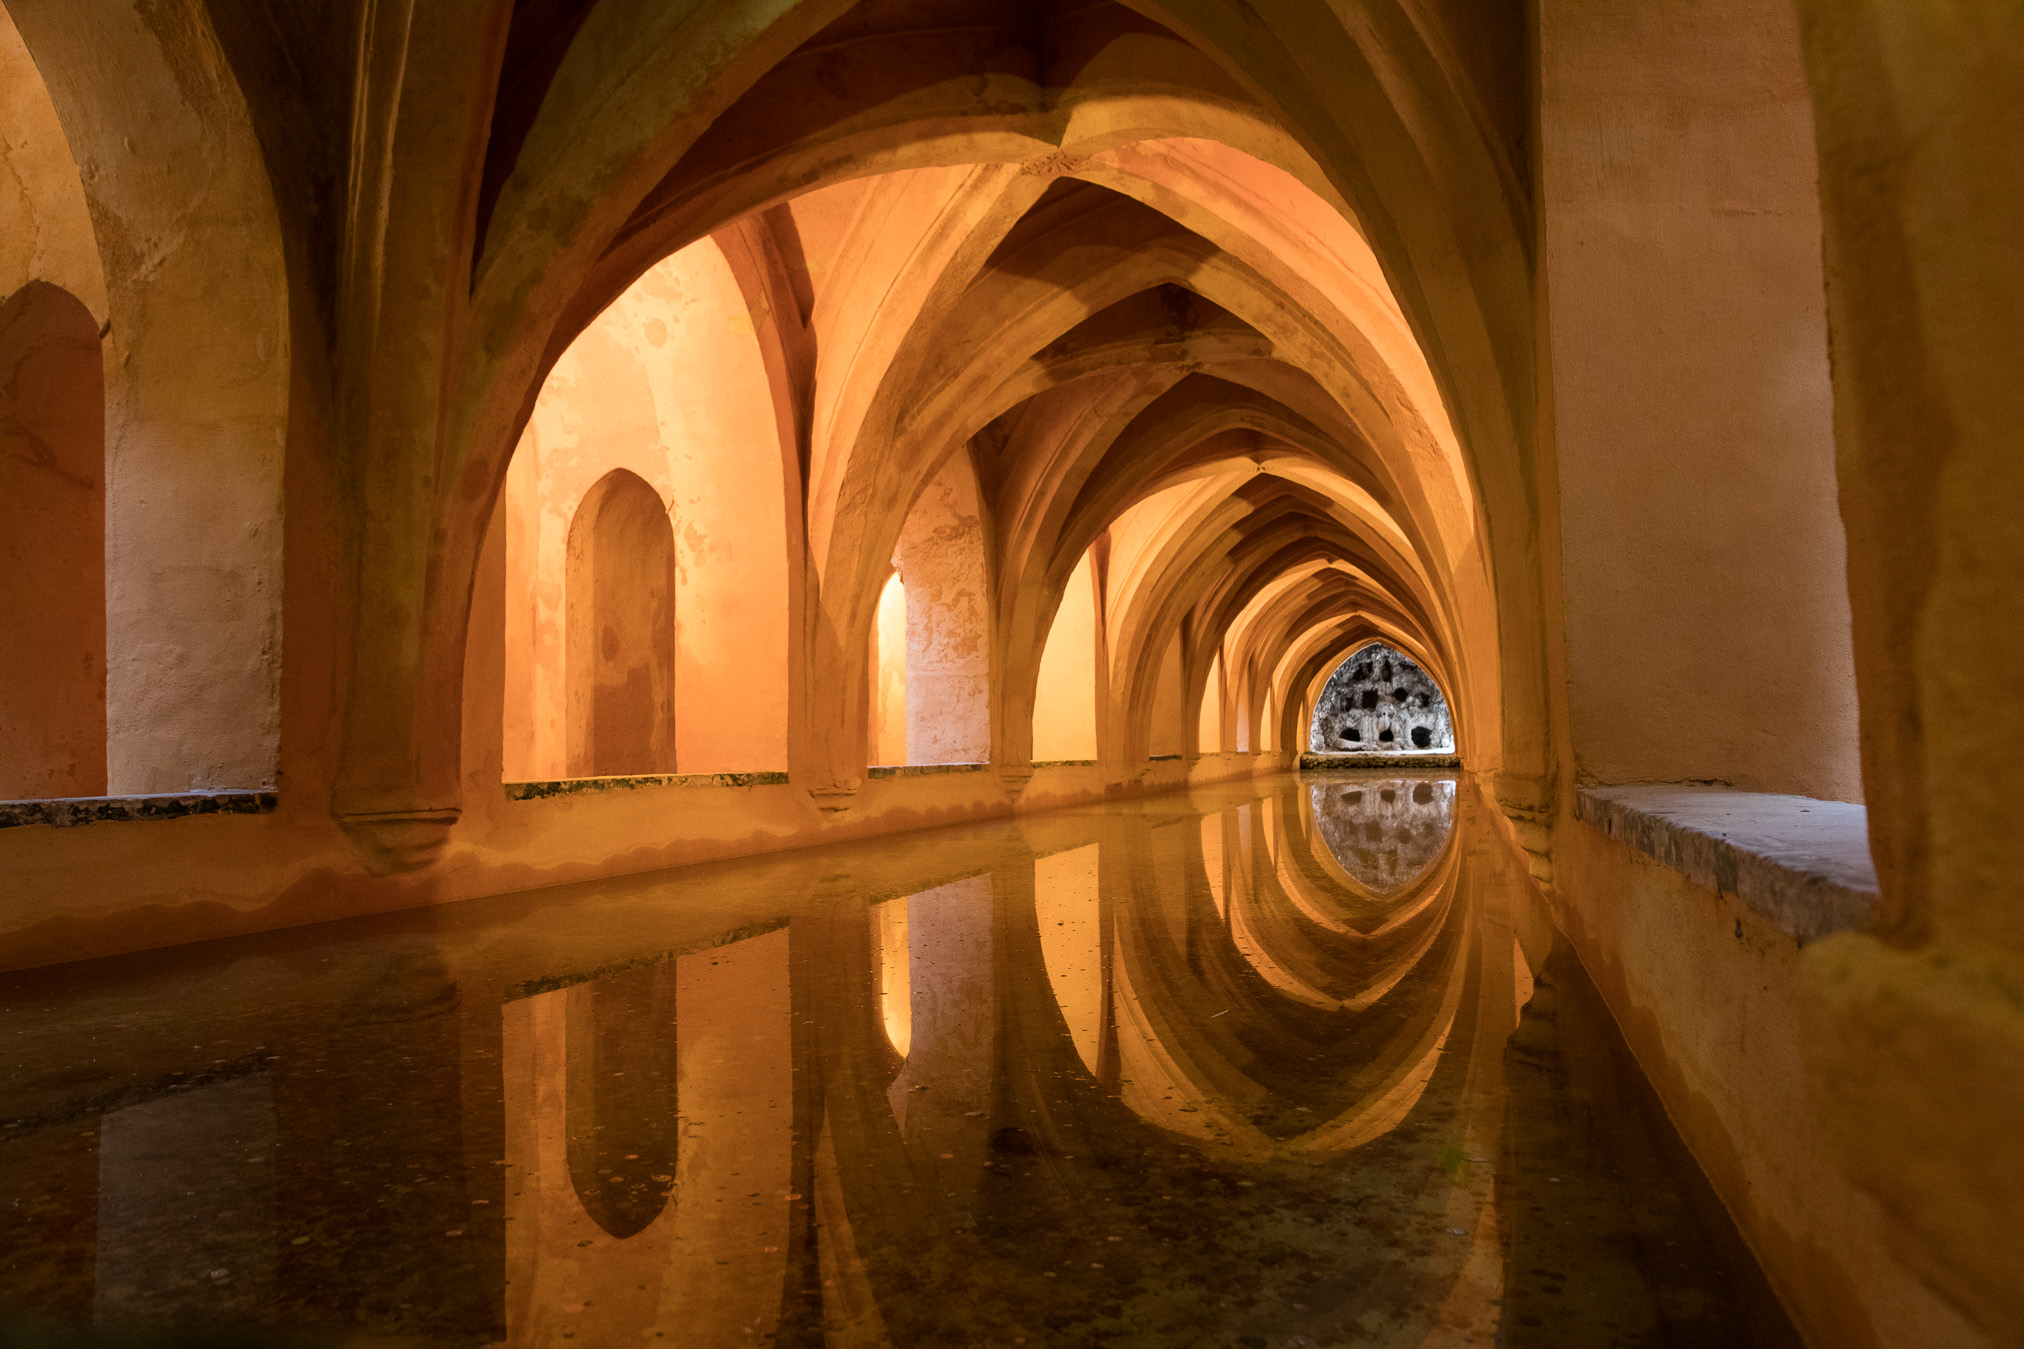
1308, 642, 1456, 754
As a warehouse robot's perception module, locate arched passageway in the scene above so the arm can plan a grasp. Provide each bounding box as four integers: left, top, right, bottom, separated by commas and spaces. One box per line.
0, 3, 2018, 1345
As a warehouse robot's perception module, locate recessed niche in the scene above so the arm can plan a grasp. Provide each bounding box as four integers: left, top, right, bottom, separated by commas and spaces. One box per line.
1308, 641, 1456, 755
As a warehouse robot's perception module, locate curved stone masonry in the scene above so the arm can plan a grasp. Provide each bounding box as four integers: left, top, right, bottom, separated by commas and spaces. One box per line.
1308, 642, 1455, 754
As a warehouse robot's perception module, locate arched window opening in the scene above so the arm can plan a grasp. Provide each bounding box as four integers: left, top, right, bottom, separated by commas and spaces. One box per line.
502, 236, 790, 781
891, 451, 990, 765
0, 281, 105, 799
1032, 548, 1100, 761
1308, 642, 1455, 756
566, 470, 676, 778
868, 571, 908, 766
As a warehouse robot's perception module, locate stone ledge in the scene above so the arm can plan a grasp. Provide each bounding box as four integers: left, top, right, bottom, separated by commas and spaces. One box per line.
506, 771, 789, 800
1030, 758, 1098, 769
0, 791, 277, 830
1299, 752, 1461, 771
866, 762, 989, 779
1575, 784, 1878, 943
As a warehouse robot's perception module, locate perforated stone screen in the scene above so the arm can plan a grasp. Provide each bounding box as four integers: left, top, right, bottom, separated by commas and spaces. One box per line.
1308, 642, 1455, 753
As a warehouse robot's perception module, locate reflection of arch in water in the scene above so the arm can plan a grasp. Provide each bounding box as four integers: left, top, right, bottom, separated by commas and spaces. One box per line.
1307, 778, 1458, 894
562, 962, 679, 1238
1308, 642, 1456, 753
1029, 813, 1472, 1163
501, 927, 792, 1347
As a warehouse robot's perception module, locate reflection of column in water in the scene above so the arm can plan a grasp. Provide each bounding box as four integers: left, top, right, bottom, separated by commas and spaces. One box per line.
885, 876, 994, 1200
95, 1072, 276, 1328
871, 896, 910, 1058
1034, 845, 1101, 1075
1199, 815, 1228, 921
502, 926, 792, 1347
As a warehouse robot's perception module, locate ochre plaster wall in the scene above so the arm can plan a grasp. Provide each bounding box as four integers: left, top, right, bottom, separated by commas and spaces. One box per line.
1032, 549, 1100, 762
503, 238, 789, 781
11, 0, 289, 795
869, 573, 907, 767
0, 11, 104, 318
1551, 821, 1979, 1349
1540, 0, 1861, 802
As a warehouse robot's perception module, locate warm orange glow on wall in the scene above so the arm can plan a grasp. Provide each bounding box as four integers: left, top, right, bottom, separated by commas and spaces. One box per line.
1035, 844, 1103, 1075
869, 572, 908, 766
1198, 653, 1224, 756
503, 238, 789, 780
565, 470, 676, 777
0, 282, 105, 798
1032, 550, 1100, 762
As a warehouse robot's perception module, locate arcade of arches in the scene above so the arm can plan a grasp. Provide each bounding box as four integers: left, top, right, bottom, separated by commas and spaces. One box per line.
0, 1, 2019, 1345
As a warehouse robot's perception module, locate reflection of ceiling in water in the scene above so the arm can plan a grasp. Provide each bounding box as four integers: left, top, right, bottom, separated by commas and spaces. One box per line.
10, 778, 1780, 1346
1309, 778, 1457, 893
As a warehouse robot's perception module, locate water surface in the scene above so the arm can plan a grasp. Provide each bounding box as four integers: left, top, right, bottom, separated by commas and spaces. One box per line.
0, 774, 1796, 1347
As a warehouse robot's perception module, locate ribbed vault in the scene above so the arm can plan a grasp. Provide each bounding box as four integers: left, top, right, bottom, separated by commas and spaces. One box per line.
316, 0, 1545, 837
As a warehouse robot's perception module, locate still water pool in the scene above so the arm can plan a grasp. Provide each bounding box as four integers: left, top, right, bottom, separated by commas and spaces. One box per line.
1, 774, 1796, 1347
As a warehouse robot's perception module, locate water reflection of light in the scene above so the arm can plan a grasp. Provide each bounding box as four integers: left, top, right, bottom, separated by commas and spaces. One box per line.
1027, 781, 1472, 1164
1308, 777, 1457, 893
501, 928, 792, 1348
872, 895, 911, 1058
1034, 844, 1103, 1075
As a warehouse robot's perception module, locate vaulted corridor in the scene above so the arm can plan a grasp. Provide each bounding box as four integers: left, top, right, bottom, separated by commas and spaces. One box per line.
1, 1, 2019, 1344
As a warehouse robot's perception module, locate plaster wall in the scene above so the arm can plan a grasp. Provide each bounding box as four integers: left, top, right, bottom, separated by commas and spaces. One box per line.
1198, 653, 1224, 755
503, 238, 789, 781
0, 12, 104, 318
1148, 637, 1186, 758
1032, 549, 1100, 762
1551, 819, 1978, 1349
1540, 0, 1860, 801
11, 0, 289, 795
870, 573, 908, 766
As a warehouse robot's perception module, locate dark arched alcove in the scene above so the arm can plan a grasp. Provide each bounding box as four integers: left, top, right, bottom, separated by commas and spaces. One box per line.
566, 469, 676, 777
0, 281, 105, 798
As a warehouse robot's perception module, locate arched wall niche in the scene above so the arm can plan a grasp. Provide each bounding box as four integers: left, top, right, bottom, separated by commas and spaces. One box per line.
565, 469, 677, 779
501, 236, 791, 782
1282, 621, 1462, 762
1307, 641, 1455, 754
0, 280, 104, 798
5, 0, 288, 795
